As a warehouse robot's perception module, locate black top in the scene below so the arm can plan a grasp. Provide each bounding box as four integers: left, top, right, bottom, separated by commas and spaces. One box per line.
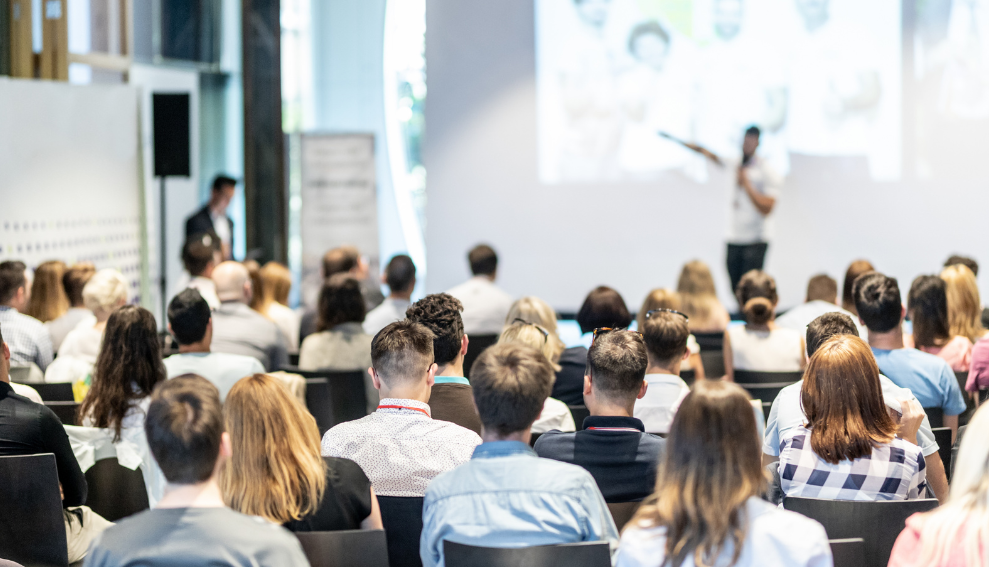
533, 415, 665, 503
553, 347, 588, 406
284, 457, 373, 532
0, 381, 87, 506
185, 205, 234, 252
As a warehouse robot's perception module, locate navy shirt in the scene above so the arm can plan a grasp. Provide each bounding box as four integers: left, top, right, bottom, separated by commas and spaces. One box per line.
553, 347, 588, 406
533, 415, 665, 502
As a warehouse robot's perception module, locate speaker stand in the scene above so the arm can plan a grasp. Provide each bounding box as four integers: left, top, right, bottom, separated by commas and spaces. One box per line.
159, 175, 168, 324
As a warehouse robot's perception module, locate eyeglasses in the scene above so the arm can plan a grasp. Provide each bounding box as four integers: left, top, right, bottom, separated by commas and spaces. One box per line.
512, 318, 549, 343
644, 308, 689, 322
591, 327, 643, 345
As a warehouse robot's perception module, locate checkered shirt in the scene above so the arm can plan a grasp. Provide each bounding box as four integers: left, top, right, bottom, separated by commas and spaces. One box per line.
779, 425, 926, 501
0, 307, 54, 371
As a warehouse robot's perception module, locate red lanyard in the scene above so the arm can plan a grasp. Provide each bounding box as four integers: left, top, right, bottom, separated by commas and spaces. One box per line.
377, 404, 430, 417
585, 427, 640, 432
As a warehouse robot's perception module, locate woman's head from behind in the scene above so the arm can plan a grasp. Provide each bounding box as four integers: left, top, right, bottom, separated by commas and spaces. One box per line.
638, 288, 682, 329
940, 264, 985, 343
736, 270, 777, 326
576, 286, 631, 335
506, 297, 565, 364
260, 261, 293, 308
907, 275, 950, 349
499, 321, 559, 372
317, 273, 366, 331
221, 373, 326, 523
26, 260, 69, 322
677, 260, 717, 297
83, 269, 129, 322
842, 259, 875, 314
802, 335, 896, 463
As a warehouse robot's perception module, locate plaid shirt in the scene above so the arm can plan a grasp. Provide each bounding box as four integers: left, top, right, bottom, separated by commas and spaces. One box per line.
0, 307, 54, 371
779, 425, 926, 501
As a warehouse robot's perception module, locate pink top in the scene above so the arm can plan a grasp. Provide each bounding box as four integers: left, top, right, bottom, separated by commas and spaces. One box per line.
966, 337, 989, 392
889, 513, 977, 567
920, 335, 973, 372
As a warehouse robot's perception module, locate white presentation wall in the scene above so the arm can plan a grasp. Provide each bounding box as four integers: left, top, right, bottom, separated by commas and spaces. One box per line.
0, 78, 143, 299
425, 0, 989, 312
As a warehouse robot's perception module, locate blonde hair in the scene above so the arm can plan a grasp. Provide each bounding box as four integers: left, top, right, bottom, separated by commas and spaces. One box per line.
26, 260, 69, 322
259, 261, 293, 315
941, 265, 986, 343
638, 288, 682, 329
82, 269, 129, 320
505, 297, 566, 365
499, 322, 561, 373
677, 261, 725, 331
220, 373, 327, 524
911, 405, 989, 566
243, 260, 265, 312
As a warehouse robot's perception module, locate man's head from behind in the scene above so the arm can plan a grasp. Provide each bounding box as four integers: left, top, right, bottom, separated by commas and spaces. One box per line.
62, 263, 96, 308
405, 294, 465, 368
145, 375, 228, 485
384, 254, 416, 296
182, 232, 221, 277
806, 273, 838, 304
585, 330, 648, 412
854, 272, 902, 333
370, 320, 436, 391
168, 289, 211, 347
806, 311, 858, 357
468, 244, 498, 278
212, 261, 251, 303
470, 343, 555, 437
641, 310, 690, 370
322, 246, 366, 280
0, 261, 28, 310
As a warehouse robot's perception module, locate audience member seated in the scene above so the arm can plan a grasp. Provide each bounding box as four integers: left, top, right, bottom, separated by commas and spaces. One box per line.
941, 264, 988, 343
46, 262, 96, 352
299, 273, 376, 412
0, 260, 54, 370
446, 244, 514, 335
535, 329, 664, 502
179, 232, 222, 310
965, 335, 989, 396
676, 260, 730, 333
638, 289, 704, 378
405, 293, 482, 434
763, 312, 950, 503
163, 290, 264, 401
257, 262, 301, 354
84, 375, 309, 567
0, 322, 109, 564
856, 272, 967, 437
906, 275, 973, 371
776, 273, 865, 337
420, 343, 619, 567
300, 245, 384, 341
58, 268, 129, 365
220, 373, 383, 531
841, 259, 875, 316
724, 270, 805, 380
244, 259, 266, 313
321, 320, 481, 497
498, 321, 575, 433
615, 380, 831, 567
633, 309, 692, 434
888, 404, 989, 567
943, 254, 989, 329
779, 334, 928, 501
210, 261, 288, 372
364, 254, 416, 336
25, 260, 68, 323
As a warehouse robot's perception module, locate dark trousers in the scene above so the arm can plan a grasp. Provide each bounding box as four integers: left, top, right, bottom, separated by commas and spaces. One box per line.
727, 242, 768, 294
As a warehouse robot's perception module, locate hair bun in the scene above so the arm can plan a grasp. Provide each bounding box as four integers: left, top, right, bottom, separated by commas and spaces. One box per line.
743, 297, 774, 325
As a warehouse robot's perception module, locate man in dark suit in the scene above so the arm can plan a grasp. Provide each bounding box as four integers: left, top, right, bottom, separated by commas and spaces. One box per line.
185, 175, 237, 260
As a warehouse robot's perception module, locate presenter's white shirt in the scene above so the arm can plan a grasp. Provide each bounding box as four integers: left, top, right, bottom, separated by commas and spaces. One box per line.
775, 300, 867, 338
728, 155, 781, 244
446, 276, 514, 335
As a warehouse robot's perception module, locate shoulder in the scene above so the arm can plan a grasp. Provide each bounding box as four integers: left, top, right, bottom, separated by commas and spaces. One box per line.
432, 420, 483, 445
214, 351, 266, 371
559, 346, 588, 364
890, 437, 926, 462
617, 522, 668, 566
780, 424, 811, 448
747, 498, 828, 542
324, 455, 370, 484
533, 430, 576, 457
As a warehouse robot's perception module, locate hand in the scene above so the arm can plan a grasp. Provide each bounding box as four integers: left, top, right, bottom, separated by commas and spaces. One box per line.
736, 167, 748, 187
896, 398, 925, 445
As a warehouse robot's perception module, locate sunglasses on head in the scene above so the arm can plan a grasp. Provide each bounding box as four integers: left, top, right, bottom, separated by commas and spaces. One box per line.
591, 327, 643, 345
512, 318, 549, 343
644, 308, 689, 322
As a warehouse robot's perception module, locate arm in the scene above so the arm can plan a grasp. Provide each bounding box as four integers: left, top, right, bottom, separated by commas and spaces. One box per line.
690, 352, 705, 381
419, 494, 443, 567
360, 487, 383, 530
40, 407, 88, 506
945, 415, 959, 443
738, 168, 776, 216
924, 451, 949, 505
723, 331, 734, 382
799, 337, 807, 369
36, 329, 54, 372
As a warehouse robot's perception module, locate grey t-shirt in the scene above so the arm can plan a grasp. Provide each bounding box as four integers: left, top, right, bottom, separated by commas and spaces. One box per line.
83, 507, 310, 567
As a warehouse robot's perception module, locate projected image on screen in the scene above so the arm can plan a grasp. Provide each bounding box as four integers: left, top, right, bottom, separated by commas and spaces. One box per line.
535, 0, 902, 183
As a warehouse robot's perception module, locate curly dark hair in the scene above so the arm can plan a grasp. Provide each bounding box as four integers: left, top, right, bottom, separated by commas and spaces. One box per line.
405, 293, 464, 366
317, 273, 366, 331
80, 305, 166, 440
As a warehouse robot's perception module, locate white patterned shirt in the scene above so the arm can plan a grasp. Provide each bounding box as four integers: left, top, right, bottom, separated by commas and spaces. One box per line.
0, 306, 54, 371
320, 398, 481, 497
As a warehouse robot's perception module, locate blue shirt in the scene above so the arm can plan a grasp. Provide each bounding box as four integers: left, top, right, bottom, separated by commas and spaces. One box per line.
872, 348, 967, 415
419, 440, 618, 567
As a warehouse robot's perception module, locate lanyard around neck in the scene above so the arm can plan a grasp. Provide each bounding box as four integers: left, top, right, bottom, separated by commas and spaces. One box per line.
585, 426, 640, 432
377, 404, 430, 417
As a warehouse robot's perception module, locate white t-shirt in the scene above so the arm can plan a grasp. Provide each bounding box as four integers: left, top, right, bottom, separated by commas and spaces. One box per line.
633, 373, 691, 435
728, 155, 782, 244
58, 325, 104, 365
445, 276, 514, 335
775, 300, 867, 338
531, 397, 577, 434
727, 325, 803, 372
265, 302, 301, 355
162, 352, 265, 402
363, 298, 412, 336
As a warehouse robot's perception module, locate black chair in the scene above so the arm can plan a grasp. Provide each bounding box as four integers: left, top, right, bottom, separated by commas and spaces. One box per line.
931, 427, 953, 481
295, 529, 389, 567
679, 368, 696, 386
443, 541, 610, 567
462, 334, 499, 378
529, 432, 542, 447
954, 371, 975, 425
289, 353, 301, 367
377, 496, 425, 567
733, 370, 804, 384
761, 401, 773, 425
699, 350, 725, 379
85, 458, 150, 522
0, 454, 69, 567
782, 496, 938, 566
829, 538, 866, 567
26, 382, 74, 402
737, 382, 794, 406
568, 405, 591, 430
924, 407, 944, 429
606, 501, 641, 532
280, 367, 368, 435
692, 332, 724, 351
45, 401, 80, 425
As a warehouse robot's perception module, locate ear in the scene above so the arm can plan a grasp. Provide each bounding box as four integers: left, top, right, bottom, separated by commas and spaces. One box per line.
637, 380, 649, 400
682, 349, 690, 361
460, 334, 469, 357
900, 304, 907, 322
219, 431, 233, 458
167, 323, 174, 335
2, 342, 9, 362
426, 363, 437, 387
369, 367, 383, 391
583, 373, 593, 397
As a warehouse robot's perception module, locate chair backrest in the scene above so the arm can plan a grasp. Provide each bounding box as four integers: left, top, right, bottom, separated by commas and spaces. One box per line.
954, 371, 975, 426
28, 382, 75, 402
829, 538, 866, 567
377, 496, 425, 567
8, 364, 43, 384
924, 407, 944, 429
462, 334, 499, 378
736, 382, 795, 406
568, 405, 590, 430
692, 332, 724, 351
280, 367, 368, 435
733, 370, 804, 384
0, 454, 69, 567
698, 350, 725, 379
782, 496, 938, 566
607, 501, 642, 532
529, 432, 542, 447
443, 540, 610, 567
85, 457, 150, 522
679, 368, 696, 386
931, 427, 953, 480
289, 353, 301, 367
45, 401, 79, 425
295, 529, 389, 567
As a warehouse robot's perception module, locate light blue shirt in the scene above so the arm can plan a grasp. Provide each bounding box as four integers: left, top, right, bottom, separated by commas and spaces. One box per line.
162, 352, 265, 401
433, 376, 470, 386
872, 347, 967, 415
419, 440, 619, 567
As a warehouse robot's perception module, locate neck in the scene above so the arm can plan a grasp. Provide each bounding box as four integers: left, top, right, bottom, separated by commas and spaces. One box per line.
746, 320, 776, 332
645, 360, 680, 376
156, 478, 225, 509
868, 325, 904, 350
436, 356, 465, 378
474, 274, 494, 282
178, 341, 210, 354
389, 290, 413, 301
208, 200, 226, 216
379, 382, 431, 404
587, 394, 634, 418
481, 427, 530, 445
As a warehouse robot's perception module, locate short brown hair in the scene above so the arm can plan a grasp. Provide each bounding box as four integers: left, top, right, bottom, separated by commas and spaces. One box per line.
806, 274, 837, 303
63, 263, 96, 306
322, 246, 360, 278
470, 343, 554, 436
0, 261, 26, 305
737, 270, 777, 325
182, 232, 221, 276
145, 375, 224, 484
586, 330, 647, 404
842, 260, 875, 314
576, 286, 632, 334
641, 310, 689, 365
317, 274, 366, 331
468, 244, 498, 276
371, 320, 435, 386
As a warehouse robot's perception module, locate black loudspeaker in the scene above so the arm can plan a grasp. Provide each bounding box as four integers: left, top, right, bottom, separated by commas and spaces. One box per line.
152, 93, 191, 178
